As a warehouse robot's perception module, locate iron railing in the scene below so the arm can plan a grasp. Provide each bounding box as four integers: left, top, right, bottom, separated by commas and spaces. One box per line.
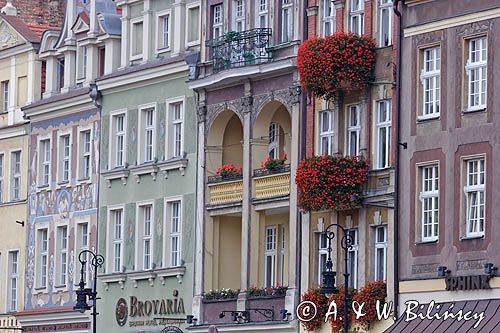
206, 28, 273, 73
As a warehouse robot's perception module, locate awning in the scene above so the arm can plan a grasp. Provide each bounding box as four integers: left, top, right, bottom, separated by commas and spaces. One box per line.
384, 299, 500, 332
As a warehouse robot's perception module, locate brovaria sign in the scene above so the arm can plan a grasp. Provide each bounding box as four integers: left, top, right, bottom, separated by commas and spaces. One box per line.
115, 291, 185, 327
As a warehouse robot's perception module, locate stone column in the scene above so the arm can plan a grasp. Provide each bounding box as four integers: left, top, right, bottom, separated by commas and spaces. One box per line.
43, 56, 57, 98
120, 6, 130, 68
334, 0, 345, 32
62, 50, 76, 93
142, 0, 151, 61
173, 0, 186, 55
86, 45, 98, 83
359, 88, 370, 157
300, 212, 311, 294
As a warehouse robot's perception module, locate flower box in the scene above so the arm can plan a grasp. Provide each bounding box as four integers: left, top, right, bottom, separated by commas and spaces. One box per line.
202, 298, 238, 325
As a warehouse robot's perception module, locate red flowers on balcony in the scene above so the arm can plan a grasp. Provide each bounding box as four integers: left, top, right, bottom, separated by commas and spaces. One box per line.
260, 154, 287, 170
295, 155, 369, 211
297, 32, 377, 100
216, 163, 242, 178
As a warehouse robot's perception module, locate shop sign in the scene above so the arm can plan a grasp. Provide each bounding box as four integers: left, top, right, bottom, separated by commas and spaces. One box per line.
445, 275, 491, 291
23, 323, 90, 332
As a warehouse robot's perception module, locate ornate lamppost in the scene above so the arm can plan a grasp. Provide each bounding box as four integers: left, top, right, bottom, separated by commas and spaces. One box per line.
320, 223, 353, 333
73, 250, 104, 333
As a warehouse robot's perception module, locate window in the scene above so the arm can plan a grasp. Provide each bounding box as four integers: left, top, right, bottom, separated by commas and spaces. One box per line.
137, 204, 153, 270
78, 46, 87, 79
167, 200, 182, 267
131, 20, 144, 58
464, 158, 485, 237
264, 226, 277, 287
349, 0, 364, 35
56, 58, 65, 91
0, 154, 3, 203
57, 226, 68, 285
10, 151, 21, 201
232, 0, 245, 32
187, 5, 200, 44
378, 0, 393, 46
212, 4, 223, 39
167, 101, 184, 158
376, 100, 391, 169
8, 251, 18, 311
140, 108, 155, 163
420, 47, 440, 118
420, 165, 439, 242
281, 0, 293, 43
98, 47, 105, 77
466, 37, 487, 111
347, 105, 360, 156
79, 130, 91, 179
374, 226, 387, 281
1, 80, 9, 112
59, 134, 71, 182
76, 223, 89, 284
323, 0, 336, 35
111, 113, 126, 168
347, 229, 358, 288
318, 233, 329, 285
319, 110, 334, 155
111, 209, 124, 273
268, 122, 279, 159
158, 13, 170, 50
256, 0, 268, 28
38, 229, 48, 288
39, 139, 51, 186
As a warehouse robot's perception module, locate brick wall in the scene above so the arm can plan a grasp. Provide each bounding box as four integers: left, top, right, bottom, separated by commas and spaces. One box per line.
0, 0, 65, 27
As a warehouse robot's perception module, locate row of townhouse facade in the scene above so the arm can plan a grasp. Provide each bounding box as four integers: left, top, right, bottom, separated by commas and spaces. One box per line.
0, 0, 499, 332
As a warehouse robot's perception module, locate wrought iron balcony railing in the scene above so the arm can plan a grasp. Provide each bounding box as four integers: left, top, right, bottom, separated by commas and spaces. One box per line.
206, 28, 273, 73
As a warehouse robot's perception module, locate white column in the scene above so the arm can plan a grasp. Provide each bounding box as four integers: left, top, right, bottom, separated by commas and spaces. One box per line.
172, 0, 185, 55
8, 56, 16, 125
300, 212, 311, 293
142, 0, 151, 61
104, 39, 121, 75
120, 6, 130, 68
43, 56, 57, 98
27, 51, 34, 104
86, 45, 98, 83
62, 51, 76, 93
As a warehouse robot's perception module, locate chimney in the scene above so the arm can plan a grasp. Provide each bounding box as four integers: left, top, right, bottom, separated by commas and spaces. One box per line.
1, 0, 17, 16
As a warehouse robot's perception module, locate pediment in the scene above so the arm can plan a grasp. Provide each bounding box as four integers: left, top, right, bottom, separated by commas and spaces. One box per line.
0, 20, 22, 49
72, 15, 90, 34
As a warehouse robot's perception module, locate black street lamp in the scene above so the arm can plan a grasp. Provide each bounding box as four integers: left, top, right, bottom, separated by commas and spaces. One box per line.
73, 250, 104, 333
320, 223, 353, 333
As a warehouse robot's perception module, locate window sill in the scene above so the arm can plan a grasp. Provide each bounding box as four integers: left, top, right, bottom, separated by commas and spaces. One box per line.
76, 177, 91, 186
156, 266, 186, 285
33, 286, 48, 293
131, 163, 159, 183
464, 107, 486, 114
417, 115, 440, 122
102, 168, 130, 188
128, 270, 157, 287
36, 184, 51, 193
157, 157, 188, 178
98, 272, 127, 290
155, 46, 171, 55
415, 239, 438, 245
460, 234, 485, 241
0, 199, 27, 207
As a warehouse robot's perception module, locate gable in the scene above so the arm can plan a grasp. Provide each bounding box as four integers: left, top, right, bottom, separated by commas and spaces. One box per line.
0, 20, 23, 49
72, 15, 90, 34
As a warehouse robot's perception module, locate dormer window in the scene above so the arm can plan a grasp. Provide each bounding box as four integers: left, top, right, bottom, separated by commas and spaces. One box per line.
156, 10, 171, 52
77, 46, 88, 80
56, 57, 65, 91
131, 18, 144, 60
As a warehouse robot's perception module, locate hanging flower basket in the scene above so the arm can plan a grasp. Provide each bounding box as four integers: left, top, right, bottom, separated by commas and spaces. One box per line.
295, 155, 369, 211
297, 32, 377, 100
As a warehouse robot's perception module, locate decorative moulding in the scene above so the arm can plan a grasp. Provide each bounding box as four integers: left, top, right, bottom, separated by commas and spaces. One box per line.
102, 169, 130, 188
128, 271, 158, 288
99, 273, 127, 291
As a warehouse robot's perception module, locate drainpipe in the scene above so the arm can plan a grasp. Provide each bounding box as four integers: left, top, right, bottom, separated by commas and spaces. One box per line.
393, 0, 404, 320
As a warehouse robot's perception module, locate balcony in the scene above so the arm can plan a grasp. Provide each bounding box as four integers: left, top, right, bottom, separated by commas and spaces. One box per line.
206, 28, 273, 73
207, 174, 244, 206
253, 164, 291, 200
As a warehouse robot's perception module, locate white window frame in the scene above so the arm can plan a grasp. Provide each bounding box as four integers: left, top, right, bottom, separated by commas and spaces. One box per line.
38, 137, 52, 187
255, 0, 268, 29
135, 201, 155, 271
138, 103, 157, 164
319, 109, 334, 155
349, 0, 364, 35
7, 250, 19, 312
347, 229, 358, 289
268, 122, 279, 159
156, 9, 172, 53
347, 105, 361, 156
374, 226, 387, 281
107, 206, 125, 273
466, 36, 487, 112
186, 3, 201, 46
419, 46, 441, 119
75, 221, 90, 286
464, 157, 486, 238
10, 150, 21, 201
166, 97, 185, 159
317, 233, 329, 285
55, 224, 68, 287
130, 17, 144, 61
109, 110, 127, 169
212, 4, 223, 39
378, 0, 393, 46
77, 126, 92, 181
232, 0, 246, 32
36, 226, 49, 289
419, 164, 439, 242
376, 100, 391, 169
58, 132, 72, 183
281, 0, 293, 43
0, 153, 4, 203
163, 196, 183, 268
322, 0, 336, 36
1, 80, 9, 112
77, 45, 87, 81
264, 226, 277, 287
